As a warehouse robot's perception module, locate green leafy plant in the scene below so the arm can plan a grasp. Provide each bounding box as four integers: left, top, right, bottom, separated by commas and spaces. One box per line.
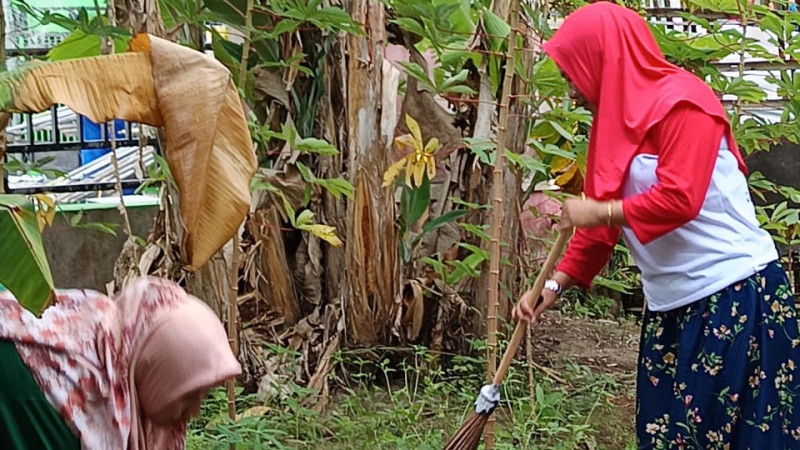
13, 0, 131, 60
0, 195, 55, 314
3, 155, 66, 180
187, 338, 632, 449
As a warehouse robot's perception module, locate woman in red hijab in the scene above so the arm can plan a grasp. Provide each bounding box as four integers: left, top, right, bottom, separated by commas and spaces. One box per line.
514, 2, 800, 447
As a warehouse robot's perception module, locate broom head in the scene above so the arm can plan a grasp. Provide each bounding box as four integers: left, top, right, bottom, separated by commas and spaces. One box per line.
443, 383, 500, 450
443, 411, 491, 450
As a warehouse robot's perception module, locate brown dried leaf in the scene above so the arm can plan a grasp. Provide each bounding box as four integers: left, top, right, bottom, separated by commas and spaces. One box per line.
553, 162, 583, 195
3, 33, 256, 270
33, 194, 55, 231
253, 67, 290, 107
402, 279, 426, 341
237, 405, 271, 420
131, 34, 257, 269
8, 52, 162, 125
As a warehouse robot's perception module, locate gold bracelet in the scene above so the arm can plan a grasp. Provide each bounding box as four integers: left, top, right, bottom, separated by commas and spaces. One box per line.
607, 201, 614, 227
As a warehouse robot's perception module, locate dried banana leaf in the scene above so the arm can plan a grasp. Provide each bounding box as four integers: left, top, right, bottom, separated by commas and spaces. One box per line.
0, 33, 257, 270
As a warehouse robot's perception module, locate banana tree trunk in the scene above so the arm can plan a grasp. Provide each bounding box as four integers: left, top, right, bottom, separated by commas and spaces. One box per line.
340, 0, 399, 346
234, 0, 398, 367
114, 0, 166, 36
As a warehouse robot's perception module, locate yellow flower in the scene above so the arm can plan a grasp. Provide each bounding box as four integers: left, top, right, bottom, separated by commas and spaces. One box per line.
772, 300, 781, 313
382, 114, 439, 188
663, 352, 676, 365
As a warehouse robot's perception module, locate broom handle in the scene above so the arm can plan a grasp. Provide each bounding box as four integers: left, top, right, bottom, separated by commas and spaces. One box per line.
492, 229, 572, 386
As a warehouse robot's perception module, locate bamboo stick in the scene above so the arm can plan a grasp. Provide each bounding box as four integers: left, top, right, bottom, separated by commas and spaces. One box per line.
227, 0, 254, 444
485, 0, 521, 447
526, 325, 536, 418
0, 1, 6, 194
103, 2, 136, 250
226, 231, 240, 439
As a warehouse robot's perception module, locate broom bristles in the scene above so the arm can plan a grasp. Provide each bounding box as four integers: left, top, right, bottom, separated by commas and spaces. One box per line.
443, 411, 492, 450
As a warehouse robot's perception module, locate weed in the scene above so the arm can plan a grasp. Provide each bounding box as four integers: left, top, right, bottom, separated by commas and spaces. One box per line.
188, 339, 635, 449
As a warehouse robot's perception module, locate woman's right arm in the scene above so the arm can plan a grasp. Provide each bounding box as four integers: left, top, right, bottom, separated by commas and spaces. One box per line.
514, 225, 620, 323
557, 225, 621, 287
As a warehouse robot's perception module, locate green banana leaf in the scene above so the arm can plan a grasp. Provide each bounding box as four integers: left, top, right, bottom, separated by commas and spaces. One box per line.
0, 195, 55, 315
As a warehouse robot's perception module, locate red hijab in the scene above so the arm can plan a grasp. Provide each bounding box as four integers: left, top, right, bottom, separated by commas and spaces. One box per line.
543, 2, 746, 200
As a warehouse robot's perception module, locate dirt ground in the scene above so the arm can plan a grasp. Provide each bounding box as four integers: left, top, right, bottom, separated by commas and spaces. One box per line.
530, 313, 641, 448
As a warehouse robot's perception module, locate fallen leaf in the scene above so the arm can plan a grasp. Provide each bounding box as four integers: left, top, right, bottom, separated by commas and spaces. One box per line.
33, 194, 55, 232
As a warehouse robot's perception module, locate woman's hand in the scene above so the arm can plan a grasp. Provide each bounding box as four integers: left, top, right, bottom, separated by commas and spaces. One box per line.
512, 287, 559, 324
559, 197, 605, 230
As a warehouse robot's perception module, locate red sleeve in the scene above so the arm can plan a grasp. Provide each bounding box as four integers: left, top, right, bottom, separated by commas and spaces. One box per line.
622, 105, 726, 245
556, 225, 620, 288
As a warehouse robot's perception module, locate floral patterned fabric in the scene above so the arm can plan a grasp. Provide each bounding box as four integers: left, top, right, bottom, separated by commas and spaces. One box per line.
637, 261, 800, 449
0, 278, 190, 450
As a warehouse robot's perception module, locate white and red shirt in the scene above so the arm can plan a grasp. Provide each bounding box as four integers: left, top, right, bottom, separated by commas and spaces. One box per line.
556, 105, 778, 311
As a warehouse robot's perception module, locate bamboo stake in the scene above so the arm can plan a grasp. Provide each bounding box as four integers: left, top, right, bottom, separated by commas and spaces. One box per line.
237, 0, 255, 91
485, 0, 521, 447
103, 2, 136, 249
109, 129, 135, 242
526, 325, 535, 419
227, 0, 254, 443
226, 231, 240, 439
0, 0, 6, 195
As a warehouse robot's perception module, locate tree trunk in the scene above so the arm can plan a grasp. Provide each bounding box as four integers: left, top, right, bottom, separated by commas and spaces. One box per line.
340, 0, 399, 346
114, 0, 165, 36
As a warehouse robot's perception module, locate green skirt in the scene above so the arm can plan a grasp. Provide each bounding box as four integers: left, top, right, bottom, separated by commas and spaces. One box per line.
0, 340, 80, 450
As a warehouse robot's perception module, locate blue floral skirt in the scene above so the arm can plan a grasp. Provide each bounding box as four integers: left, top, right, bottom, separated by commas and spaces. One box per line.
637, 261, 800, 449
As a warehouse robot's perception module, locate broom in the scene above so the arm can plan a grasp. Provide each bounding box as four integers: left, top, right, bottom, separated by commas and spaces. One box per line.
443, 229, 572, 450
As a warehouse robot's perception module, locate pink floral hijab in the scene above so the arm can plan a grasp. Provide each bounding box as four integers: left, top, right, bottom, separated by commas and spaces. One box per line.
0, 277, 241, 449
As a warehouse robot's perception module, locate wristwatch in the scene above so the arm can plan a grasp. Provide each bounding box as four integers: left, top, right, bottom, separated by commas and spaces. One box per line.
544, 279, 563, 296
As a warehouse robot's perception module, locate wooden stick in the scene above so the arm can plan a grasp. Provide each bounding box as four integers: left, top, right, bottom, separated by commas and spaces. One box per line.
485, 1, 521, 447
238, 0, 255, 91
530, 360, 568, 385
492, 230, 571, 387
102, 4, 136, 251
526, 324, 535, 419
0, 1, 6, 194
109, 128, 136, 241
227, 0, 253, 445
226, 231, 240, 428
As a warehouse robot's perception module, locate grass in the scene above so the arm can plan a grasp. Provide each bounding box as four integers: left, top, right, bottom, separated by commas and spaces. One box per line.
187, 331, 638, 450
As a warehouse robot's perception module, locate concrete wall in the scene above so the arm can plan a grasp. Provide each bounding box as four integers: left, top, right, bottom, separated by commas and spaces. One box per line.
42, 204, 158, 291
